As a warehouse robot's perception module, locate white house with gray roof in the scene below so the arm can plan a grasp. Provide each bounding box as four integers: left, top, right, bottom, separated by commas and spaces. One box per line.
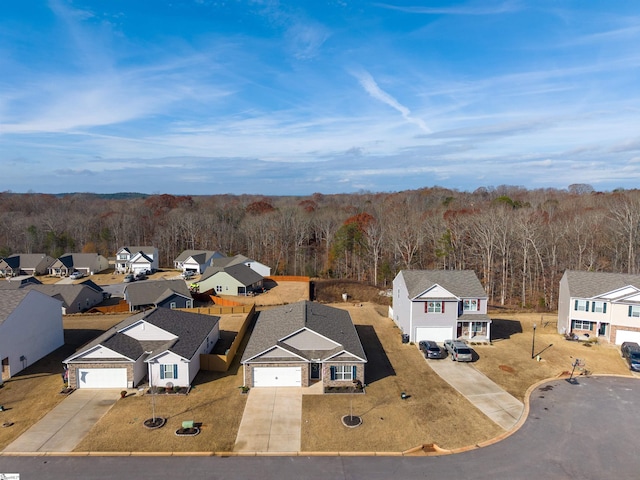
63, 308, 220, 389
558, 270, 640, 344
115, 246, 159, 274
241, 301, 367, 389
173, 250, 225, 274
392, 270, 490, 343
48, 253, 109, 277
0, 290, 63, 382
0, 253, 55, 277
210, 254, 271, 277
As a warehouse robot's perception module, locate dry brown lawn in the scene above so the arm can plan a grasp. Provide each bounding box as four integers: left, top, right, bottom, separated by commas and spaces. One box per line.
0, 313, 128, 449
473, 311, 632, 401
73, 314, 252, 452
301, 303, 504, 452
219, 280, 310, 307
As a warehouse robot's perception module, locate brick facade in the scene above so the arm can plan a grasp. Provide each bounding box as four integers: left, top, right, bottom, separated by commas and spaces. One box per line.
67, 362, 135, 388
244, 361, 365, 389
323, 362, 365, 388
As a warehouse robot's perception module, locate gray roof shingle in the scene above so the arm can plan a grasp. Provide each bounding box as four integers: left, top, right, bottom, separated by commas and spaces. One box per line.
563, 270, 640, 298
399, 270, 487, 299
241, 301, 367, 363
124, 279, 191, 307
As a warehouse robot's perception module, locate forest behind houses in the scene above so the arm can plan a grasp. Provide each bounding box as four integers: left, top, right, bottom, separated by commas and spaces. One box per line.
1, 184, 639, 311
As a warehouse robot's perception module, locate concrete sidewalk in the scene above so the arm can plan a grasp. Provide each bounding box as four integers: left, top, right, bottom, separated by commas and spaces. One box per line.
3, 389, 121, 453
428, 360, 524, 430
233, 387, 303, 452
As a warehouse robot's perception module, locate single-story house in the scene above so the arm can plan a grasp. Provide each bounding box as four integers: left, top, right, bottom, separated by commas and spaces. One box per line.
0, 253, 55, 277
115, 246, 159, 274
241, 301, 367, 389
197, 263, 264, 296
558, 270, 640, 344
0, 278, 106, 314
48, 253, 109, 277
173, 250, 226, 274
0, 290, 64, 381
210, 254, 272, 277
391, 270, 491, 343
123, 279, 193, 312
63, 307, 220, 389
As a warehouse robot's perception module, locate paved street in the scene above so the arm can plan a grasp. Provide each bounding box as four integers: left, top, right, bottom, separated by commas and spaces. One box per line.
0, 377, 638, 479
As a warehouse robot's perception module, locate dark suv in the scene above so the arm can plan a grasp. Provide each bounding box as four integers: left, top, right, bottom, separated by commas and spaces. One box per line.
419, 340, 444, 359
621, 342, 640, 372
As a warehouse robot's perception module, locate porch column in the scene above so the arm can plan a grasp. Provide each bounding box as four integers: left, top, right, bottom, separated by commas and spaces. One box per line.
486, 321, 491, 342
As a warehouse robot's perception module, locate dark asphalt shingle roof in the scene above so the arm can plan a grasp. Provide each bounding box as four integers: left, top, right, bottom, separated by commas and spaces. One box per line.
399, 270, 487, 299
65, 307, 220, 362
199, 263, 263, 285
563, 270, 640, 298
174, 250, 224, 264
124, 279, 191, 307
241, 301, 367, 363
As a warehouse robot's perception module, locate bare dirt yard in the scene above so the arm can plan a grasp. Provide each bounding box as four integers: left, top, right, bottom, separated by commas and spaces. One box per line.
0, 313, 129, 449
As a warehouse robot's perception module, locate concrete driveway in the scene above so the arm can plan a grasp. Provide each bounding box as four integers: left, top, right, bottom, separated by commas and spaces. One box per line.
428, 359, 524, 430
234, 387, 303, 452
3, 389, 121, 453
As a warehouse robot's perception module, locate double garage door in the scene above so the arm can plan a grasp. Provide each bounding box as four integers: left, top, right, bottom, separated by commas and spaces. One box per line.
415, 326, 453, 343
77, 368, 128, 389
615, 330, 640, 345
253, 366, 302, 387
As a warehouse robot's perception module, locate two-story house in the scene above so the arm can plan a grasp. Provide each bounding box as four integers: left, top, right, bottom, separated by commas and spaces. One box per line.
173, 250, 226, 274
558, 270, 640, 345
391, 270, 490, 343
115, 246, 159, 275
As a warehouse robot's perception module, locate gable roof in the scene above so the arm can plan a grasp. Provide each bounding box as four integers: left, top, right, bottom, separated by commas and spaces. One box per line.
124, 279, 191, 307
200, 263, 263, 285
52, 253, 104, 270
0, 276, 43, 290
20, 283, 101, 308
65, 307, 220, 362
174, 250, 225, 264
563, 270, 640, 299
241, 301, 366, 364
398, 270, 487, 299
0, 290, 61, 325
118, 246, 156, 256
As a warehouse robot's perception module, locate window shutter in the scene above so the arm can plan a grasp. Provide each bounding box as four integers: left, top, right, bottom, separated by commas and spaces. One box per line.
352, 365, 357, 379
442, 302, 445, 313
603, 303, 607, 314
585, 301, 589, 311
173, 364, 178, 379
424, 302, 428, 313
160, 366, 165, 380
330, 366, 336, 380
629, 305, 633, 317
477, 299, 481, 309
575, 300, 578, 310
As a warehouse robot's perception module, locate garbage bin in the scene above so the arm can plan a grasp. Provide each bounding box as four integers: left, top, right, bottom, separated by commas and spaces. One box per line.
401, 334, 410, 344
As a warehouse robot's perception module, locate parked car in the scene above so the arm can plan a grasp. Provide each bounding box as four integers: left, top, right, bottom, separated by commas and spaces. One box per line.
134, 272, 147, 281
69, 271, 84, 280
443, 340, 474, 362
181, 270, 196, 279
419, 340, 444, 359
123, 274, 135, 283
621, 342, 640, 372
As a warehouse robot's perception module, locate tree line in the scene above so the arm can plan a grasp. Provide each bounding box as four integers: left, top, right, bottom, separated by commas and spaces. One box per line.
1, 184, 639, 310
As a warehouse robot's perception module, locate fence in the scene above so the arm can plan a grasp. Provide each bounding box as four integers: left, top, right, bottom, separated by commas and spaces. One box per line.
87, 300, 130, 314
199, 304, 256, 372
266, 275, 310, 282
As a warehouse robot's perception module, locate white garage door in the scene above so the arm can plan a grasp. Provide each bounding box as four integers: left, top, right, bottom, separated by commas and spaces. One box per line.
415, 327, 453, 343
77, 368, 128, 389
253, 366, 301, 387
615, 330, 640, 345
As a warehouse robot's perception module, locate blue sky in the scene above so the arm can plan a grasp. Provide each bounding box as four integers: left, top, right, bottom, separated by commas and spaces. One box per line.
2, 1, 640, 195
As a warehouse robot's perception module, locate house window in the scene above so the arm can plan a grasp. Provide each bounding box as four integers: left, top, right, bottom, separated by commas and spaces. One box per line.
572, 320, 593, 331
592, 301, 606, 313
117, 254, 128, 260
425, 301, 443, 313
331, 365, 355, 381
463, 299, 478, 311
160, 364, 178, 380
216, 285, 222, 292
629, 305, 640, 317
170, 302, 176, 309
574, 300, 589, 311
186, 300, 193, 308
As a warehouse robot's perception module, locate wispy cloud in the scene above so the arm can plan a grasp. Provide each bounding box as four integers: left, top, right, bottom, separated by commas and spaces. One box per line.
352, 69, 431, 134
376, 1, 521, 16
